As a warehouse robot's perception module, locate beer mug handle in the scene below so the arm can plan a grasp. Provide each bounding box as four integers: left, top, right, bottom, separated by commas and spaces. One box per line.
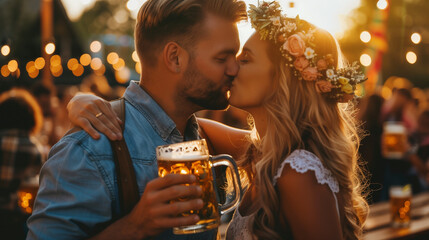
210, 154, 243, 215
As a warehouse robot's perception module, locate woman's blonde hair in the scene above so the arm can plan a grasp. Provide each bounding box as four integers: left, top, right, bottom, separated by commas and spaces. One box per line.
235, 20, 368, 239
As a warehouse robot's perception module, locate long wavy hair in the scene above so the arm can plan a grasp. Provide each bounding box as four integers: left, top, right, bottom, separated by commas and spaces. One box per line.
235, 20, 368, 239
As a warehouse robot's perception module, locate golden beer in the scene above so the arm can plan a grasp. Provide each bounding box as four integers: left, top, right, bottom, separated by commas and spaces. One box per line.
156, 139, 242, 235
382, 122, 407, 159
389, 186, 412, 228
158, 157, 220, 230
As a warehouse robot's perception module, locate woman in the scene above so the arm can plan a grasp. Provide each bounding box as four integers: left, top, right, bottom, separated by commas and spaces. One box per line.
68, 2, 368, 239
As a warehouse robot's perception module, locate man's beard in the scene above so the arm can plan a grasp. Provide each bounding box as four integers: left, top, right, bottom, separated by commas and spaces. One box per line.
181, 62, 231, 110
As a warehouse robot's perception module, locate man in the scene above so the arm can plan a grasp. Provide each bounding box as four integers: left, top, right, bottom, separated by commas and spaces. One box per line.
26, 0, 246, 239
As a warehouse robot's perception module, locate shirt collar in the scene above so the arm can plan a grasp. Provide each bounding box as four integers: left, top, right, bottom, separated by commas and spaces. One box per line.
123, 81, 199, 142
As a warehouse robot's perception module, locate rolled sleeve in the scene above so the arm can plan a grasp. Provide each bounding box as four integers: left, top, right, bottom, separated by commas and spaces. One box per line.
27, 134, 113, 240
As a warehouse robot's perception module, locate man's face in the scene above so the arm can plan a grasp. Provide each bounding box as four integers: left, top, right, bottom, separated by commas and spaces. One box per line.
180, 13, 240, 110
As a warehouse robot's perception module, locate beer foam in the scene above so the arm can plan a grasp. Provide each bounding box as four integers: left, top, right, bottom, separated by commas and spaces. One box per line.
157, 153, 208, 161
384, 123, 406, 134
389, 186, 411, 197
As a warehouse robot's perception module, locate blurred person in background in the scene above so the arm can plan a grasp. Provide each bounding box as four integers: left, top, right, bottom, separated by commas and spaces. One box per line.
31, 83, 57, 153
407, 110, 429, 190
0, 88, 44, 239
380, 88, 421, 200
357, 94, 385, 203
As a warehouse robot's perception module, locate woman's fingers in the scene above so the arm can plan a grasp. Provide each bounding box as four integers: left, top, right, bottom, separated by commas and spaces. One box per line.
77, 118, 100, 140
94, 100, 123, 138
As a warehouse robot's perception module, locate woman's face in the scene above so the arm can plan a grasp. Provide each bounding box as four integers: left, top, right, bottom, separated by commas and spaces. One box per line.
229, 33, 274, 110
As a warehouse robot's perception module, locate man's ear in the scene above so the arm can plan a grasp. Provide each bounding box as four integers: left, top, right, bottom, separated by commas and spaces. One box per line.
163, 42, 188, 74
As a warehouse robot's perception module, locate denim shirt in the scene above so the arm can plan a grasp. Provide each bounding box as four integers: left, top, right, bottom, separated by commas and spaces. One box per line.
27, 81, 216, 240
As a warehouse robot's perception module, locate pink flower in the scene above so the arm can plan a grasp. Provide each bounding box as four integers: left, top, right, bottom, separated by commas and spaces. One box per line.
293, 56, 310, 71
283, 34, 306, 57
315, 80, 333, 93
317, 59, 328, 70
301, 67, 319, 81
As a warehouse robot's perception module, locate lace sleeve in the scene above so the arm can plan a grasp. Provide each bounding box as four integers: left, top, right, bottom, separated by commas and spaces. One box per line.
273, 149, 339, 194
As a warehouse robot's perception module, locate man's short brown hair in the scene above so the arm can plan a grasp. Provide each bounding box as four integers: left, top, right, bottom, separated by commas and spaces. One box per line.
135, 0, 247, 67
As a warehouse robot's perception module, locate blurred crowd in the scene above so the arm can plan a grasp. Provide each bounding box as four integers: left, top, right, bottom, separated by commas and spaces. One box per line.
358, 85, 429, 203
0, 76, 428, 237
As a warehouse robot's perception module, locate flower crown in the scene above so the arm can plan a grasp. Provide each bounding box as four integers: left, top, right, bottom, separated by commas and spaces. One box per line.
248, 1, 367, 102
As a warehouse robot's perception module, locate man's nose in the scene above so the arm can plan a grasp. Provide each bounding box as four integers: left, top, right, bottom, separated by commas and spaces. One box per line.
226, 59, 240, 77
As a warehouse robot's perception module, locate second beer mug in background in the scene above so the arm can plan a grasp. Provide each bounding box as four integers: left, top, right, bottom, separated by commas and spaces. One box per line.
389, 185, 412, 228
156, 139, 242, 235
382, 122, 408, 159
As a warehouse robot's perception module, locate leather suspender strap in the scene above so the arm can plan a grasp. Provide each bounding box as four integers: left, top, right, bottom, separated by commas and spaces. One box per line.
64, 98, 139, 215
109, 98, 139, 215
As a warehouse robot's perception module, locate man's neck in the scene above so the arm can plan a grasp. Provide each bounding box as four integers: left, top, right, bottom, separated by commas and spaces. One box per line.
139, 77, 199, 136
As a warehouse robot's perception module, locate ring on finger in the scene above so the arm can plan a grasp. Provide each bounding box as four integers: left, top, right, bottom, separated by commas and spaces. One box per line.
95, 112, 103, 118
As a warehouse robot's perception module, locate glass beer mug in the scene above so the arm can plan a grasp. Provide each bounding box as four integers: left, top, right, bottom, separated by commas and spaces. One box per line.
156, 139, 242, 234
389, 185, 412, 228
382, 122, 408, 159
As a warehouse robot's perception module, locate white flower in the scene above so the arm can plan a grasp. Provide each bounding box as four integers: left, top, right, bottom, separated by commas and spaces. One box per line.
304, 47, 315, 59
270, 17, 281, 26
284, 22, 297, 32
326, 69, 335, 79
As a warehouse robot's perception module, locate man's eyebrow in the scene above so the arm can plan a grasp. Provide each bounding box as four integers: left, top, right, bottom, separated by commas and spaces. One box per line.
217, 49, 239, 55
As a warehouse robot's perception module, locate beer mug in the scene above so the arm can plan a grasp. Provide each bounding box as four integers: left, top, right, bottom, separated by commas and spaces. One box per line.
389, 185, 412, 228
382, 122, 408, 159
156, 139, 242, 234
17, 175, 39, 214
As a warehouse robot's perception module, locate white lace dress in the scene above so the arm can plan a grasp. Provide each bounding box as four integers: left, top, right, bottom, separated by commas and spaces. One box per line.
225, 149, 340, 240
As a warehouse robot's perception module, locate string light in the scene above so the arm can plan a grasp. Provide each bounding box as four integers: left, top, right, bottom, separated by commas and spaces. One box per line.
45, 43, 56, 55
90, 40, 102, 53
1, 45, 10, 56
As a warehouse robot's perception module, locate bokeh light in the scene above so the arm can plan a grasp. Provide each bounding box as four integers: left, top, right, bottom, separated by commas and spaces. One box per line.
115, 67, 131, 84
406, 51, 417, 64
360, 31, 371, 43
135, 62, 141, 74
80, 53, 92, 66
377, 0, 388, 10
90, 57, 103, 70
7, 60, 18, 72
411, 33, 421, 44
113, 58, 125, 71
34, 57, 46, 70
67, 58, 79, 71
360, 54, 372, 67
1, 45, 10, 56
73, 64, 85, 76
50, 55, 62, 67
45, 43, 56, 55
1, 65, 10, 77
132, 51, 140, 62
90, 40, 102, 52
107, 52, 119, 65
